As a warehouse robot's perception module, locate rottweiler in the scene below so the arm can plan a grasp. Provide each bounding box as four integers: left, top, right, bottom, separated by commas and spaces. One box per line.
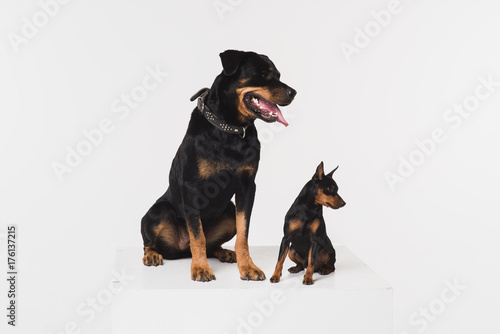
141, 50, 296, 282
270, 162, 345, 285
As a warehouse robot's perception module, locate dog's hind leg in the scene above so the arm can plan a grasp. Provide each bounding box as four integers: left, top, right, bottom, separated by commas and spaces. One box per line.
206, 202, 237, 263
315, 248, 335, 275
287, 247, 305, 273
141, 200, 178, 266
315, 236, 336, 274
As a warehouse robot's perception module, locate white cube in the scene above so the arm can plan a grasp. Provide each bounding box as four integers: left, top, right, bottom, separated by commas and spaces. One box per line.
112, 246, 392, 334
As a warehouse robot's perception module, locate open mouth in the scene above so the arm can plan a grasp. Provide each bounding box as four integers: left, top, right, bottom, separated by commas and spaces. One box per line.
244, 93, 289, 126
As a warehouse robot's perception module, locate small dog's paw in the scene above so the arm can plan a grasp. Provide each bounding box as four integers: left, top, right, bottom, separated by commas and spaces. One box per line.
142, 251, 163, 266
215, 249, 237, 263
288, 265, 303, 274
191, 265, 216, 282
239, 264, 266, 281
270, 274, 281, 283
302, 276, 314, 285
317, 266, 335, 275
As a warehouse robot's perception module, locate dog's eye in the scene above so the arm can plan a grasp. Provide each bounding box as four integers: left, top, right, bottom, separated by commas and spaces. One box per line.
261, 71, 271, 80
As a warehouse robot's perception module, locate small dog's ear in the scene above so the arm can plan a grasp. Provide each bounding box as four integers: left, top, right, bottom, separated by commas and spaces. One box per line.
220, 50, 245, 76
326, 166, 339, 178
313, 161, 325, 181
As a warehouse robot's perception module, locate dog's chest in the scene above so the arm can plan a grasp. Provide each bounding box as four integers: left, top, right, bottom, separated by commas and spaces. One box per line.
197, 158, 257, 180
290, 218, 322, 237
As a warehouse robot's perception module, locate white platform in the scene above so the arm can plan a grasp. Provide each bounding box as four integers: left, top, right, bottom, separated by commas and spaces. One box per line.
112, 246, 392, 334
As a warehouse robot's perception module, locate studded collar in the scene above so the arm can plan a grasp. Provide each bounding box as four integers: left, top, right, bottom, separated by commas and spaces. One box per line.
190, 88, 248, 138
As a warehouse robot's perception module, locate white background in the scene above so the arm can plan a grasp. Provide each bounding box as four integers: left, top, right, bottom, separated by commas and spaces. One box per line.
1, 0, 500, 333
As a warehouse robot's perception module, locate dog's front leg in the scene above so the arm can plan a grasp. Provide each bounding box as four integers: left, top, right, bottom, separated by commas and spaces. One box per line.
303, 238, 320, 285
270, 236, 290, 283
185, 214, 216, 282
235, 179, 266, 281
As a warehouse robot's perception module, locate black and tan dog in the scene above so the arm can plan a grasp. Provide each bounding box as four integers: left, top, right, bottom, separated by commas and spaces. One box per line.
141, 50, 296, 282
270, 162, 345, 285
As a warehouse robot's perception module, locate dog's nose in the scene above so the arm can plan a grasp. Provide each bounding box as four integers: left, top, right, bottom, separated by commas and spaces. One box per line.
286, 87, 297, 99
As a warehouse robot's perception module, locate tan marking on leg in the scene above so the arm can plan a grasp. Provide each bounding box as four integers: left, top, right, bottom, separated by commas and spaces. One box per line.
142, 246, 163, 266
156, 221, 178, 247
235, 212, 250, 264
205, 208, 237, 263
187, 221, 215, 282
288, 248, 304, 264
270, 247, 289, 283
235, 211, 265, 280
205, 212, 236, 245
303, 247, 315, 285
153, 222, 167, 237
288, 248, 305, 273
205, 223, 233, 245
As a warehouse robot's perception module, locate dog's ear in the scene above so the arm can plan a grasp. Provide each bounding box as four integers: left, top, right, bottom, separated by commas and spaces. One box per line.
313, 161, 325, 181
220, 50, 245, 76
326, 166, 339, 178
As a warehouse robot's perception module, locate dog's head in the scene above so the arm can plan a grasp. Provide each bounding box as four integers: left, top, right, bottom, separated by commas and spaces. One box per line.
312, 162, 346, 210
216, 50, 296, 126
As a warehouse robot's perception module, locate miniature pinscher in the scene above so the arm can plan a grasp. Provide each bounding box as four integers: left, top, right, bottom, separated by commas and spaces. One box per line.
270, 162, 345, 285
140, 50, 296, 282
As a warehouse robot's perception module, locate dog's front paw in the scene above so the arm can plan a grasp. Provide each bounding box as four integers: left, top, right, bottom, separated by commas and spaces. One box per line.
288, 265, 304, 274
191, 264, 216, 282
214, 249, 237, 263
270, 274, 281, 283
239, 264, 266, 281
302, 275, 314, 285
142, 250, 163, 266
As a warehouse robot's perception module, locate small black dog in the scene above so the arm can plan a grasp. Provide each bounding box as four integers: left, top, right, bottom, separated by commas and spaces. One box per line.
270, 162, 345, 285
140, 50, 296, 282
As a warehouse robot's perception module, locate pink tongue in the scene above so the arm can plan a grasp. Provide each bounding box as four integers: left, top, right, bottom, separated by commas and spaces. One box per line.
258, 99, 289, 127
